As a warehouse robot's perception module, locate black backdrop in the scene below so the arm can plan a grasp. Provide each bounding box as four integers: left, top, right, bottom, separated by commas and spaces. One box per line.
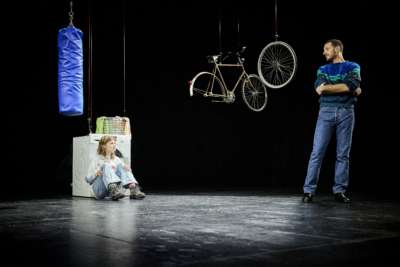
7, 0, 398, 196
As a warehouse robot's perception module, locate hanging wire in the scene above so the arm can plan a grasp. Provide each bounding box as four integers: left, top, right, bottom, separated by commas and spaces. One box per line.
219, 8, 221, 54
69, 1, 75, 27
88, 0, 93, 133
237, 10, 240, 54
123, 0, 126, 117
275, 0, 278, 41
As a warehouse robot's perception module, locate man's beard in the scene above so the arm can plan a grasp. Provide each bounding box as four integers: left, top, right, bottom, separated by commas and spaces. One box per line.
326, 52, 337, 62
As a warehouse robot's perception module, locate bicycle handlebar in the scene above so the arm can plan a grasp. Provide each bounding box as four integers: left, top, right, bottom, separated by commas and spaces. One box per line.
221, 52, 232, 61
236, 46, 246, 56
220, 47, 246, 62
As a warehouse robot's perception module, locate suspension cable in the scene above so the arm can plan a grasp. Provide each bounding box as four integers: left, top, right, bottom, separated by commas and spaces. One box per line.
88, 0, 93, 133
238, 11, 240, 54
275, 0, 278, 41
123, 0, 126, 117
219, 8, 221, 54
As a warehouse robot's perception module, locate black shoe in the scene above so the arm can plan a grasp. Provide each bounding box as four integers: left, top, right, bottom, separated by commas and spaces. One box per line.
334, 192, 350, 203
302, 193, 313, 203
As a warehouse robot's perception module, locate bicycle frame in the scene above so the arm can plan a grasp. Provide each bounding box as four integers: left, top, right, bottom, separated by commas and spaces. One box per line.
215, 62, 250, 95
190, 61, 255, 98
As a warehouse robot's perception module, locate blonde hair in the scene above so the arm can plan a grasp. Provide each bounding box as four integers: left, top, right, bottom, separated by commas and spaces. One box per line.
97, 135, 116, 159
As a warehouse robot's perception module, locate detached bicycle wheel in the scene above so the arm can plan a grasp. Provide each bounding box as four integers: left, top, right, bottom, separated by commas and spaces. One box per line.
258, 41, 297, 89
190, 72, 226, 98
241, 74, 267, 112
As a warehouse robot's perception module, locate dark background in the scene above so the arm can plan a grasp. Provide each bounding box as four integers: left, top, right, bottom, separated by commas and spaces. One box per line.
6, 0, 398, 196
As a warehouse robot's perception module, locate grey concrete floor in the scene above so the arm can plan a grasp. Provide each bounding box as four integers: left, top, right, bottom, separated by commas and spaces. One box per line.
1, 188, 399, 266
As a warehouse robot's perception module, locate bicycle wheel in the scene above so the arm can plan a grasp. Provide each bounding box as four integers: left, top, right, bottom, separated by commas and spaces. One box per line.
190, 72, 226, 99
258, 41, 297, 89
241, 74, 267, 112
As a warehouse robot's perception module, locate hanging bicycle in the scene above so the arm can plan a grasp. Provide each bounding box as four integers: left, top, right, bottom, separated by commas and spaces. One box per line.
188, 11, 267, 112
189, 49, 267, 112
257, 0, 298, 89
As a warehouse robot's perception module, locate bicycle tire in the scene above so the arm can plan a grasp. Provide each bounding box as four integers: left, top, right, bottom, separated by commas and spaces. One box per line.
241, 74, 267, 112
257, 41, 297, 89
190, 72, 226, 99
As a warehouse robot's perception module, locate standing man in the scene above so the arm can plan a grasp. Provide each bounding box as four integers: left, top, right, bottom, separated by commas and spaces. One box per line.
302, 39, 361, 203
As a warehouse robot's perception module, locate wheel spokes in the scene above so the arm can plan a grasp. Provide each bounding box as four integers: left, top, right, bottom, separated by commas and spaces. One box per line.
242, 75, 267, 111
258, 42, 297, 88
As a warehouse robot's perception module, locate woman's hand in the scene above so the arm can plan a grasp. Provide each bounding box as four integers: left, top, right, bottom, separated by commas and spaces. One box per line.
123, 162, 131, 171
97, 170, 103, 177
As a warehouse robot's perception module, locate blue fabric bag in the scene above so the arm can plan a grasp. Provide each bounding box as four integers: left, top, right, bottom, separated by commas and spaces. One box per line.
58, 27, 83, 116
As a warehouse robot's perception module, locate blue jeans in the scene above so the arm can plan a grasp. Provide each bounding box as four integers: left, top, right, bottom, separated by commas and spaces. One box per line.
303, 107, 355, 194
92, 162, 138, 199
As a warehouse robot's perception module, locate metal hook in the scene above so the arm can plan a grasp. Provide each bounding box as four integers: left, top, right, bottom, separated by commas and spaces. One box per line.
69, 1, 75, 27
87, 118, 92, 134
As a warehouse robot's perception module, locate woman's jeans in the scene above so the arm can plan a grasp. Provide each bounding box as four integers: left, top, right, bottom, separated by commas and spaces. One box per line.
303, 107, 355, 195
92, 162, 138, 199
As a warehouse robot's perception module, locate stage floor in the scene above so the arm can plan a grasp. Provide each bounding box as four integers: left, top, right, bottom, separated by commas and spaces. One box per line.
1, 188, 399, 266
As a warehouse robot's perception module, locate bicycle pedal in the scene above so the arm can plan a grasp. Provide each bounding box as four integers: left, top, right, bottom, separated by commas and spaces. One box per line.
212, 100, 224, 103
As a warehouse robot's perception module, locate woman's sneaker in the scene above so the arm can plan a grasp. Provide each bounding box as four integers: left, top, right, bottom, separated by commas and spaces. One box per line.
111, 185, 125, 201
130, 186, 145, 199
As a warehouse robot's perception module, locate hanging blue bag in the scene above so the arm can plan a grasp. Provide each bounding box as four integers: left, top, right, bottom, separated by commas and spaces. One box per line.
58, 26, 83, 116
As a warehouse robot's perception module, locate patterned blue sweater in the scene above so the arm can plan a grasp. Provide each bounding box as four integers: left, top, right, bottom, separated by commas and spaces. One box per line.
315, 61, 361, 107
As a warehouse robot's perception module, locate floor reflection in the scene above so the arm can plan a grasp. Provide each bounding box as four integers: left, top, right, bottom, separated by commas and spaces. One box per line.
69, 198, 140, 264
1, 190, 399, 266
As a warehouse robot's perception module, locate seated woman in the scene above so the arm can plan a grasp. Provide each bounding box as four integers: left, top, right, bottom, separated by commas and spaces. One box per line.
85, 135, 145, 200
